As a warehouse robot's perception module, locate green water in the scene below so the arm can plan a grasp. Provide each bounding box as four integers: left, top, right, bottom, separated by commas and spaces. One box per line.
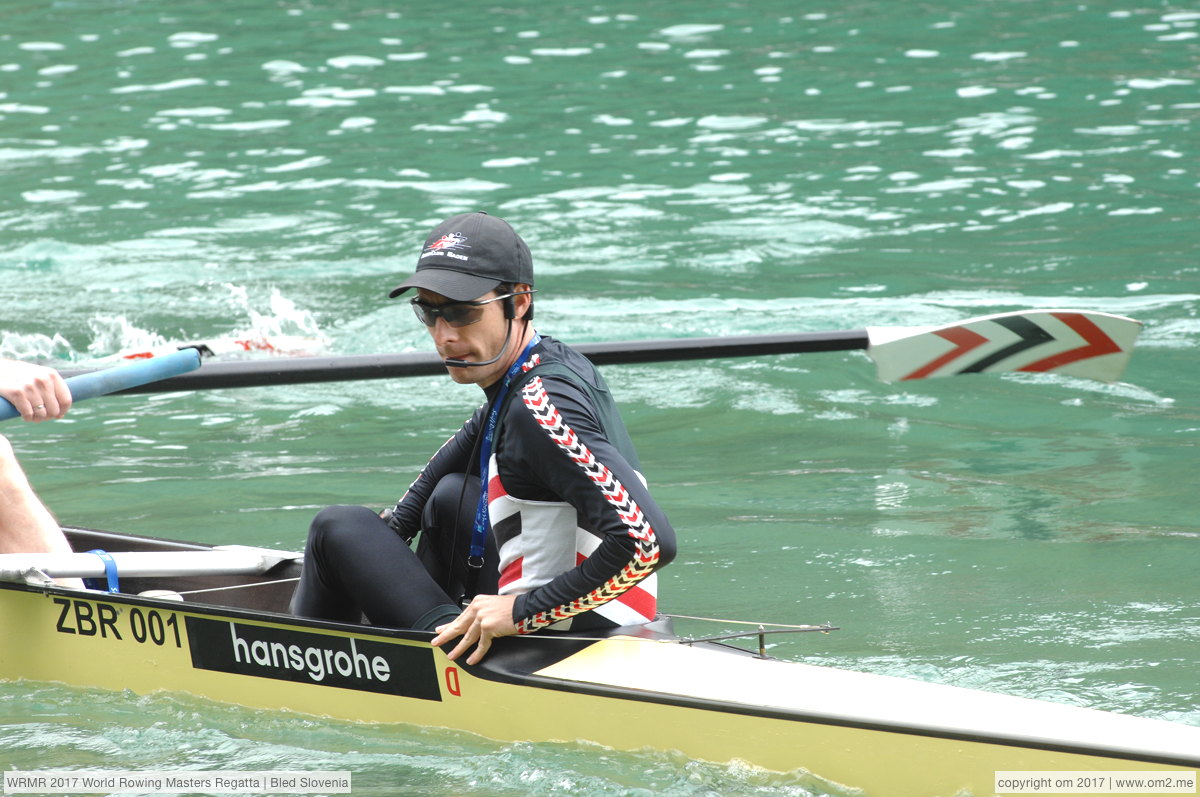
2, 1, 1197, 794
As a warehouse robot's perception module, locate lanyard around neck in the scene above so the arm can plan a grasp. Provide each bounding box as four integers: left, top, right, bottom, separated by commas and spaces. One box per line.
469, 332, 542, 566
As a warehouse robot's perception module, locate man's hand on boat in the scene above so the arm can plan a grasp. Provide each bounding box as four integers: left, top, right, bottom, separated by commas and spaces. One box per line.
431, 594, 518, 665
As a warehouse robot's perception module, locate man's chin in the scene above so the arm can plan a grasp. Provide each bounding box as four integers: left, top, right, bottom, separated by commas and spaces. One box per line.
444, 364, 479, 384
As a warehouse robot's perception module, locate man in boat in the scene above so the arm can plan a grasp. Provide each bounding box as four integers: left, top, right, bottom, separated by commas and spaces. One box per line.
291, 211, 676, 663
0, 359, 76, 559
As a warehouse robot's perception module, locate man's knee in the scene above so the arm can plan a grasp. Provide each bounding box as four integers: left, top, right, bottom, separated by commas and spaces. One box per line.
423, 474, 479, 532
307, 505, 380, 554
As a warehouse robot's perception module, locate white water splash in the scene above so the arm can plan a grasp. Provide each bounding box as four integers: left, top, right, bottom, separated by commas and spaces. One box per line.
224, 285, 331, 352
0, 330, 74, 361
85, 315, 168, 357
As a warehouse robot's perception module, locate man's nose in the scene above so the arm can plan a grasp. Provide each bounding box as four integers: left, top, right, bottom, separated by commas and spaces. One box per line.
431, 316, 457, 344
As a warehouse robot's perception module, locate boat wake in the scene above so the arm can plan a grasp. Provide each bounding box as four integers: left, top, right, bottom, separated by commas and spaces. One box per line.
0, 286, 330, 366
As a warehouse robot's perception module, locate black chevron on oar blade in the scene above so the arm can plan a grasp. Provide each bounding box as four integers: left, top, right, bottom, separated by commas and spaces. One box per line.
958, 316, 1055, 374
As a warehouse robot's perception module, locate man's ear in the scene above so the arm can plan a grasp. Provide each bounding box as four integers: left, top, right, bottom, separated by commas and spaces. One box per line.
513, 283, 534, 320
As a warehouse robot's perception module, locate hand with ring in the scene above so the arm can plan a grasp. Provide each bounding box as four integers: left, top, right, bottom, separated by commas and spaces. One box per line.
0, 359, 72, 422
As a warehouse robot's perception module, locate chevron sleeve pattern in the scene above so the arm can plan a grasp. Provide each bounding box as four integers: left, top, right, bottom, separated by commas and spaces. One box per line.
511, 376, 662, 634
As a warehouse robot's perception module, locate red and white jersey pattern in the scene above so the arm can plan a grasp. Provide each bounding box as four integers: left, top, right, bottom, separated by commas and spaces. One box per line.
489, 375, 661, 633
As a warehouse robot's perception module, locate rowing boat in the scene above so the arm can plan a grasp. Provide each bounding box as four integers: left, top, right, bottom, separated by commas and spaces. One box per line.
5, 315, 1197, 794
2, 527, 1197, 797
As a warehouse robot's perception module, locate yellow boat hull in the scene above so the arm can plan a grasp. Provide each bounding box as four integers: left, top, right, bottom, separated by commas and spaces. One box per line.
2, 583, 1197, 797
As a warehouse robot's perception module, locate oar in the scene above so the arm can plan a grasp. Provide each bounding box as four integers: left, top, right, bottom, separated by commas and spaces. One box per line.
0, 546, 301, 583
1, 348, 203, 422
65, 309, 1141, 393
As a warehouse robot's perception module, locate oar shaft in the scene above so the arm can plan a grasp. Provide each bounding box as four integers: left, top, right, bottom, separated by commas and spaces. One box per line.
66, 348, 203, 400
1, 349, 202, 420
576, 330, 868, 365
120, 351, 448, 391
68, 331, 871, 393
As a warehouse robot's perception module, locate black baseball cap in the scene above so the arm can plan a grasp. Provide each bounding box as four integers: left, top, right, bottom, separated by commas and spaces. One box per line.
388, 211, 533, 301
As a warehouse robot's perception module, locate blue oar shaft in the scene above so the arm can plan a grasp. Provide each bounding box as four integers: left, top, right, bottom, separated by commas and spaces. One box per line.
0, 349, 202, 422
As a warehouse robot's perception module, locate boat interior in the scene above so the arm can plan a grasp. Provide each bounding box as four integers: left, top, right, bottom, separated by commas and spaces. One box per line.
63, 526, 302, 614
38, 526, 803, 670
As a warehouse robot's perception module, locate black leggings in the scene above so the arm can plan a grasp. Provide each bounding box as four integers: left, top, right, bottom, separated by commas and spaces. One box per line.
289, 474, 500, 631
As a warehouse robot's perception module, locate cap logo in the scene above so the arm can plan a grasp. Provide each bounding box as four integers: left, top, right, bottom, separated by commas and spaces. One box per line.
422, 231, 470, 261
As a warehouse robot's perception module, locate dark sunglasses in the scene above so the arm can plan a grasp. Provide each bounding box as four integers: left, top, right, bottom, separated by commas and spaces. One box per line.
410, 290, 533, 328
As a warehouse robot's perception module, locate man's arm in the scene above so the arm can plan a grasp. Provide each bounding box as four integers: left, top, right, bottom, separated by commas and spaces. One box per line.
499, 374, 677, 633
0, 434, 75, 556
0, 361, 81, 585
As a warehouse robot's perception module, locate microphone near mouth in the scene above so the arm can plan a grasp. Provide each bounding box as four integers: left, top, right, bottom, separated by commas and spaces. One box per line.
443, 320, 514, 368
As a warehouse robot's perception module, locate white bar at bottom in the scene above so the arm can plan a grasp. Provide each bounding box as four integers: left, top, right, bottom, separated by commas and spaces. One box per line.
995, 771, 1197, 794
2, 771, 350, 794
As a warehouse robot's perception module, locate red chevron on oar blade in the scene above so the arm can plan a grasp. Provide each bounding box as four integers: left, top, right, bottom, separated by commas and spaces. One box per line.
901, 326, 989, 380
1018, 312, 1122, 373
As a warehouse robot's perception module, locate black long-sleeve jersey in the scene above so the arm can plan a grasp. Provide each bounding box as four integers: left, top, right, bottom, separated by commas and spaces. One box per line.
389, 335, 676, 632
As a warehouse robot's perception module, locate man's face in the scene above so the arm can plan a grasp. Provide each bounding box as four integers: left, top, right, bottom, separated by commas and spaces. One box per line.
416, 288, 513, 387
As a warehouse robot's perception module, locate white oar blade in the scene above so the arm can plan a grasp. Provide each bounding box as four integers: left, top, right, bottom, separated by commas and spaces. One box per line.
866, 310, 1142, 383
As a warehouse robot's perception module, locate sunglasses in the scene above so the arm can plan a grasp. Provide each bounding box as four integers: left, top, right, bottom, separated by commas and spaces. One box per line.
410, 291, 533, 328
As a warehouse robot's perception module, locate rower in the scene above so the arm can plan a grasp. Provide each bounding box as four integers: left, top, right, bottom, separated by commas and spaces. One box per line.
290, 211, 677, 663
0, 359, 83, 588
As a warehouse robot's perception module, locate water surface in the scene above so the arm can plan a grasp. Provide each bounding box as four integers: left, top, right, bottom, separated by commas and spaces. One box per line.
2, 1, 1197, 794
